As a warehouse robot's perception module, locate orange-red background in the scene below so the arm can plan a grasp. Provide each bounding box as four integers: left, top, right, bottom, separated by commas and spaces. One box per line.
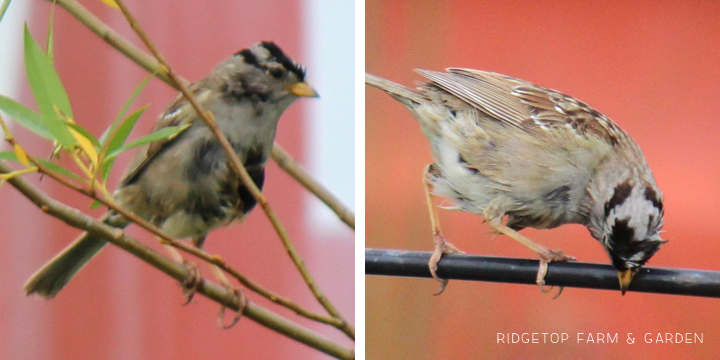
0, 1, 353, 359
366, 1, 720, 359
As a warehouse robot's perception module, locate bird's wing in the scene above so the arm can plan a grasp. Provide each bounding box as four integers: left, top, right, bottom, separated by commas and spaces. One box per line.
118, 82, 212, 187
416, 68, 626, 146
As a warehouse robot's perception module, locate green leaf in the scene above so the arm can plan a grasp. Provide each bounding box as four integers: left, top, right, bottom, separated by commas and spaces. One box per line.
100, 105, 148, 181
67, 122, 100, 147
104, 105, 148, 153
0, 95, 54, 140
46, 1, 55, 61
34, 157, 82, 180
100, 73, 154, 145
24, 24, 74, 147
0, 150, 19, 162
0, 150, 81, 180
0, 0, 12, 25
89, 199, 103, 209
104, 124, 189, 162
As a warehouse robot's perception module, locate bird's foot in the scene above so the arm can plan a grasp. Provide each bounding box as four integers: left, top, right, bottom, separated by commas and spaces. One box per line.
181, 261, 204, 305
429, 234, 464, 295
536, 249, 575, 299
218, 287, 248, 329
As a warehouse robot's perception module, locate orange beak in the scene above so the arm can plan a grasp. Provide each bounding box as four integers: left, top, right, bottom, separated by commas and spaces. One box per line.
287, 82, 319, 98
618, 269, 635, 296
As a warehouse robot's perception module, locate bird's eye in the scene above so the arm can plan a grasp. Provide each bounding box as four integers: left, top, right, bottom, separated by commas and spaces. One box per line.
268, 68, 284, 79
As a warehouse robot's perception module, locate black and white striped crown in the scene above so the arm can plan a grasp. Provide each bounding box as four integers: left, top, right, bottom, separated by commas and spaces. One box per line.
235, 41, 306, 81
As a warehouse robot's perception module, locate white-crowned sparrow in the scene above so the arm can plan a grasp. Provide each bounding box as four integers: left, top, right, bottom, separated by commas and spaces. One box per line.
24, 42, 318, 298
366, 69, 666, 295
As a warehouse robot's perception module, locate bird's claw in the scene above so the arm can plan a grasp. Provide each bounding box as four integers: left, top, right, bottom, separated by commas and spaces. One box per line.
218, 287, 247, 329
536, 250, 574, 299
181, 261, 204, 305
429, 234, 463, 295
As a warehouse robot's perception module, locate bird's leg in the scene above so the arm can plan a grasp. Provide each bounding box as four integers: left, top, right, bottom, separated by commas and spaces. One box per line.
483, 211, 575, 297
423, 164, 463, 295
190, 236, 231, 287
160, 239, 204, 304
148, 217, 204, 304
193, 236, 247, 328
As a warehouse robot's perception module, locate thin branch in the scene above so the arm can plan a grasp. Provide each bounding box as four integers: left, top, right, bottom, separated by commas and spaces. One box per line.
365, 248, 720, 298
0, 161, 353, 360
110, 0, 350, 335
28, 156, 349, 334
45, 0, 353, 231
271, 144, 354, 229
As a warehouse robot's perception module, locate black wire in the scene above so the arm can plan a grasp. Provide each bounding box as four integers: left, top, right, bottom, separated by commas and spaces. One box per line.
365, 248, 720, 298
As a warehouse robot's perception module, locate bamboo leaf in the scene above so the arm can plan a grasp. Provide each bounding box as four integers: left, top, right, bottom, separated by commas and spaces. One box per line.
0, 151, 18, 161
24, 24, 74, 146
89, 199, 103, 209
104, 124, 189, 162
0, 95, 54, 140
13, 143, 30, 165
0, 151, 81, 180
46, 1, 55, 61
0, 0, 12, 25
67, 122, 100, 147
34, 157, 82, 180
69, 127, 99, 165
100, 0, 119, 9
100, 105, 148, 181
104, 105, 148, 153
100, 74, 154, 145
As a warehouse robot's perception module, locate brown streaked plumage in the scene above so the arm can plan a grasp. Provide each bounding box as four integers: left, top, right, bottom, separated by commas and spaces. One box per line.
367, 68, 665, 295
24, 42, 318, 299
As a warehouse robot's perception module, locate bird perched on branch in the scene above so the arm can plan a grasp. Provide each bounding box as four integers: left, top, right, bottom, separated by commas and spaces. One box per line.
24, 41, 318, 298
366, 69, 665, 295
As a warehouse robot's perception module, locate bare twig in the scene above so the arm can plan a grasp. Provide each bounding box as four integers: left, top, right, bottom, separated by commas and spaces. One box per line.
271, 144, 354, 229
0, 160, 353, 360
27, 156, 350, 333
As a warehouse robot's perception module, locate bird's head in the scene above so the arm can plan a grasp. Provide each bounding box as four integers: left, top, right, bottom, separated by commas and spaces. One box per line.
596, 179, 667, 295
211, 41, 318, 111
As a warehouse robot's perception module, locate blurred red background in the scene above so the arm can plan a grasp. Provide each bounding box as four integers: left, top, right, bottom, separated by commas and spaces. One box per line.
0, 1, 353, 359
366, 1, 720, 359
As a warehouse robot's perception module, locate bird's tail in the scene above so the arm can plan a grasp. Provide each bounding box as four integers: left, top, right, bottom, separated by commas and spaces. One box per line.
23, 212, 125, 299
365, 73, 424, 106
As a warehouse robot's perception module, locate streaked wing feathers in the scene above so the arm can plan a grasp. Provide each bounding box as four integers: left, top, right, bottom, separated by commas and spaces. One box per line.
416, 68, 624, 145
119, 84, 212, 187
